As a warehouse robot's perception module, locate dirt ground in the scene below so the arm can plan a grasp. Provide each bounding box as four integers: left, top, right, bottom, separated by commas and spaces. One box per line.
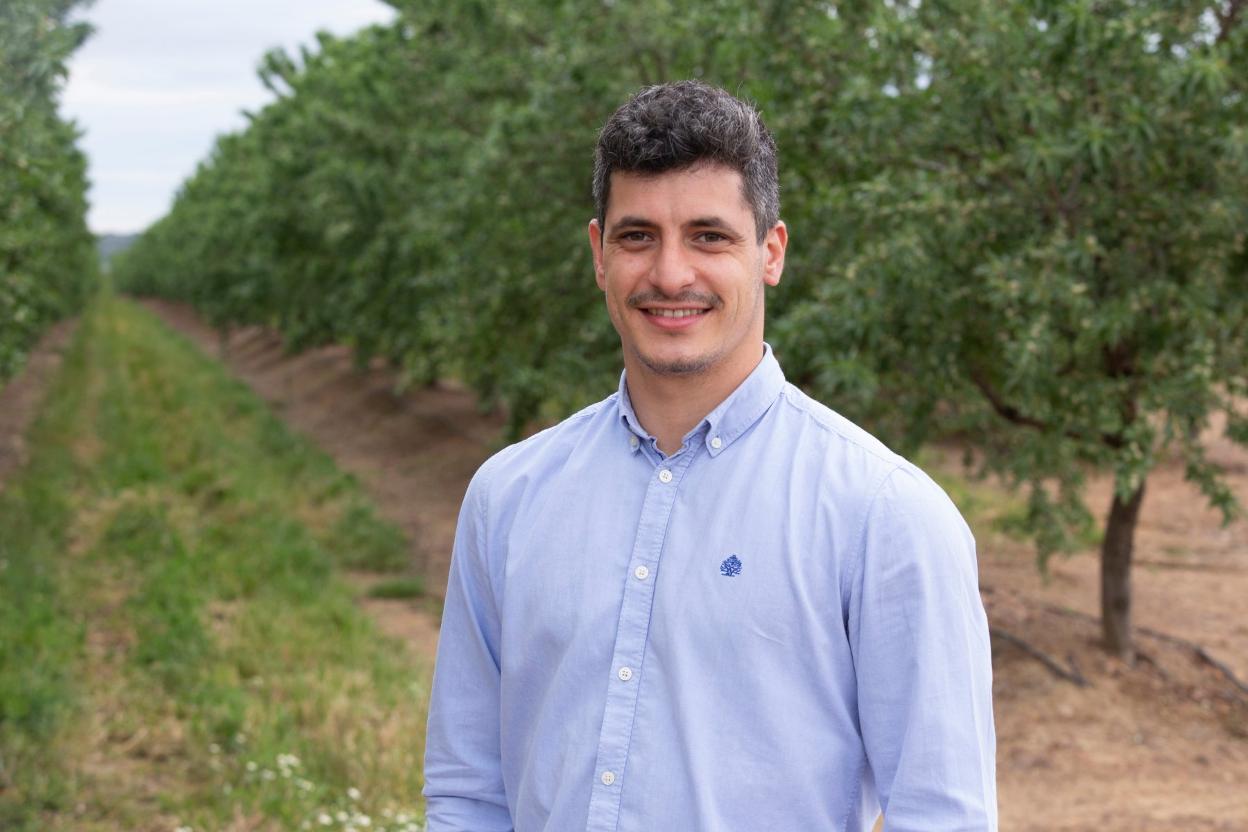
11, 302, 1247, 829
0, 319, 77, 492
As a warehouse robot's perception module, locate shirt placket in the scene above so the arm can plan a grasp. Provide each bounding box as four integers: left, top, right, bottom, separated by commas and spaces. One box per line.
584, 445, 699, 832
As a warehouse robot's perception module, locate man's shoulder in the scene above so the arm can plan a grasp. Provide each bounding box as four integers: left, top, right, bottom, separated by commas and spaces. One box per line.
774, 382, 958, 516
775, 382, 903, 472
468, 393, 617, 498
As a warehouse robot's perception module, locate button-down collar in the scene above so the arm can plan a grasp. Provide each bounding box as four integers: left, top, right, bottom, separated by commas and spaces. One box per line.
616, 343, 786, 458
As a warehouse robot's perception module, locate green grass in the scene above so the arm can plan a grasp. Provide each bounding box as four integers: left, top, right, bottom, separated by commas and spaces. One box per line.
0, 294, 430, 831
366, 577, 427, 600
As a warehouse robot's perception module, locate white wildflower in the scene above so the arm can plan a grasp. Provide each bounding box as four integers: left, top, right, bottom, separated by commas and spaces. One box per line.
347, 786, 362, 801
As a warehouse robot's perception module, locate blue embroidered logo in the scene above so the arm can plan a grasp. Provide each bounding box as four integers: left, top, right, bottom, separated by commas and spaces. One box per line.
720, 554, 742, 577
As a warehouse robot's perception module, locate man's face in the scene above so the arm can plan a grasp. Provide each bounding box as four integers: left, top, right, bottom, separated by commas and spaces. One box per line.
588, 164, 786, 381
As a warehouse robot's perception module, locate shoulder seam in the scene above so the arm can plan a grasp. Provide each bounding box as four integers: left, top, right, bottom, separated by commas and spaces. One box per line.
777, 385, 901, 469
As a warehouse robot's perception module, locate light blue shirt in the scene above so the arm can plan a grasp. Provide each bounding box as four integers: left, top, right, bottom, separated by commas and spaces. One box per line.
423, 345, 997, 831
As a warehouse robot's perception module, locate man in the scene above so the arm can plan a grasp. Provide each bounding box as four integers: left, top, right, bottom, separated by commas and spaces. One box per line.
423, 80, 997, 831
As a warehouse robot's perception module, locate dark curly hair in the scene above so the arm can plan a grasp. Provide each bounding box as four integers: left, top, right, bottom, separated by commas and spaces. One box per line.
592, 80, 780, 242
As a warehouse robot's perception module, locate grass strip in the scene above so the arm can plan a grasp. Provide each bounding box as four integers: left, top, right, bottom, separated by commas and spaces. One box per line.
1, 294, 430, 832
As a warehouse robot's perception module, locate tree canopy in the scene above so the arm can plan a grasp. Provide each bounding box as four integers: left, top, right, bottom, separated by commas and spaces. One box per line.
0, 0, 96, 379
779, 0, 1248, 656
114, 0, 1248, 657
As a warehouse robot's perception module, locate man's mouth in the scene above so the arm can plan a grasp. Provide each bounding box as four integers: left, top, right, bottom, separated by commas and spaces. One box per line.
643, 308, 710, 318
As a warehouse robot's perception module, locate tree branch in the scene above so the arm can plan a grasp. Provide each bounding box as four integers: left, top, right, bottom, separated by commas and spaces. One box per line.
967, 364, 1127, 449
1217, 0, 1246, 44
991, 627, 1091, 687
967, 366, 1052, 432
1137, 626, 1248, 699
1041, 604, 1248, 701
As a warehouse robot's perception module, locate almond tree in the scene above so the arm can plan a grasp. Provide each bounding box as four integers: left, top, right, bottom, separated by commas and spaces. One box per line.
781, 0, 1248, 660
0, 0, 95, 379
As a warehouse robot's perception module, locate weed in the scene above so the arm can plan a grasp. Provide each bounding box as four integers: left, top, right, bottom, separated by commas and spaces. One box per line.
366, 577, 426, 600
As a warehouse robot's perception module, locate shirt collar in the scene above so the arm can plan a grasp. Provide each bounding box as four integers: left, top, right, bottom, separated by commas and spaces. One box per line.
616, 343, 786, 458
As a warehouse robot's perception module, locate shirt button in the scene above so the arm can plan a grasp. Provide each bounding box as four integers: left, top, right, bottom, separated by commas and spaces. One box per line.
601, 770, 616, 786
633, 565, 649, 580
629, 436, 639, 449
658, 468, 673, 483
710, 436, 723, 449
617, 666, 633, 681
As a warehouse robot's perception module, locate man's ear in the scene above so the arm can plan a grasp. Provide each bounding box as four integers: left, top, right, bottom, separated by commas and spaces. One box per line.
588, 219, 607, 291
762, 221, 788, 287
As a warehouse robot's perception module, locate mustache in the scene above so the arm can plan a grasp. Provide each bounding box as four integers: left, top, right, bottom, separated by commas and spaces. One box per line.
626, 290, 723, 309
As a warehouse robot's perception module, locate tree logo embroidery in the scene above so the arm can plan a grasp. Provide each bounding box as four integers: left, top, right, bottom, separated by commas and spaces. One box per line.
720, 554, 742, 577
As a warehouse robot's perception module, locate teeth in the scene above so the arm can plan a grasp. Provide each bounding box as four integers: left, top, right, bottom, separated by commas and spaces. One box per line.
649, 309, 705, 318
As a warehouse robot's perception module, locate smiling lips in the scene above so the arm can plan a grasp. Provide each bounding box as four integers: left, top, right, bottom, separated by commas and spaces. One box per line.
647, 308, 707, 318
641, 306, 711, 329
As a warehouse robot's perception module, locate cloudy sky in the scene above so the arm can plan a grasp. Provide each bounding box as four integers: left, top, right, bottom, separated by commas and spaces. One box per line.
62, 0, 396, 234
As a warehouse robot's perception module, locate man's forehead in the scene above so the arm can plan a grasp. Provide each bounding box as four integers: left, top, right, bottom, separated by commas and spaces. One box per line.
608, 162, 743, 190
605, 164, 751, 226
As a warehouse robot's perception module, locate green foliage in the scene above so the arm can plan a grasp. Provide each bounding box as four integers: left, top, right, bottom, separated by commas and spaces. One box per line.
779, 0, 1248, 564
0, 0, 97, 380
113, 2, 808, 434
327, 502, 409, 573
113, 0, 1247, 568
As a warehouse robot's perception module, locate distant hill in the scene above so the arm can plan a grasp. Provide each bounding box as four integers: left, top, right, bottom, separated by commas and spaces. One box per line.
97, 233, 140, 267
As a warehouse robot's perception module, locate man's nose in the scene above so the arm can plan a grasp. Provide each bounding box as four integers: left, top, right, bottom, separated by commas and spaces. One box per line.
648, 240, 697, 296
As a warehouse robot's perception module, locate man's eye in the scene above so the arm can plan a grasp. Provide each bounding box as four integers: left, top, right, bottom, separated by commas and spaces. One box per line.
697, 232, 728, 243
620, 232, 649, 243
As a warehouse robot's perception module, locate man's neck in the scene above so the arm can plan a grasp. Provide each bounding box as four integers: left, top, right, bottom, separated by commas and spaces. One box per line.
625, 344, 765, 456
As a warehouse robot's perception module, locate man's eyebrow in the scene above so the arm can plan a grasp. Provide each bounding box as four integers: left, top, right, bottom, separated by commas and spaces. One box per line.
609, 216, 656, 232
608, 215, 744, 235
686, 216, 735, 229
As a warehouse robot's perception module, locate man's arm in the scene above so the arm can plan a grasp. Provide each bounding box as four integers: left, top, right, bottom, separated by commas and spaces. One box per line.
849, 466, 998, 831
423, 467, 513, 832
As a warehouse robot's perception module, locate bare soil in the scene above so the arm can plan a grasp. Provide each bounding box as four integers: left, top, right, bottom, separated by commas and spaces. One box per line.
0, 319, 77, 491
22, 299, 1244, 829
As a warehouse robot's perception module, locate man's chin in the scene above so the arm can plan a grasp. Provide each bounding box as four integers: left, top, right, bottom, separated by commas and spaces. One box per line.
634, 347, 717, 377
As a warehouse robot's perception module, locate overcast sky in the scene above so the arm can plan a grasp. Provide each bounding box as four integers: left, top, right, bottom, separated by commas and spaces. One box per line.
62, 0, 396, 234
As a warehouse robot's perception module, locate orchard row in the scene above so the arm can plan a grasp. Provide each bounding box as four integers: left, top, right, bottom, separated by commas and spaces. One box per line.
113, 1, 1247, 628
0, 0, 96, 379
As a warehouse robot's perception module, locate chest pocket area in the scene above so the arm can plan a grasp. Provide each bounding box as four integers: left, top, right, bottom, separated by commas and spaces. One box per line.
651, 537, 832, 671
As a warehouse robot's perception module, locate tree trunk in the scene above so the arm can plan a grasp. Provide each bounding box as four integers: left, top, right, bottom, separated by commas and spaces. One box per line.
1100, 481, 1146, 661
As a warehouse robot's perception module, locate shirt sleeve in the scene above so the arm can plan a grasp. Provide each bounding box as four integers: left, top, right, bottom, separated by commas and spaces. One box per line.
422, 465, 514, 832
848, 466, 998, 831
